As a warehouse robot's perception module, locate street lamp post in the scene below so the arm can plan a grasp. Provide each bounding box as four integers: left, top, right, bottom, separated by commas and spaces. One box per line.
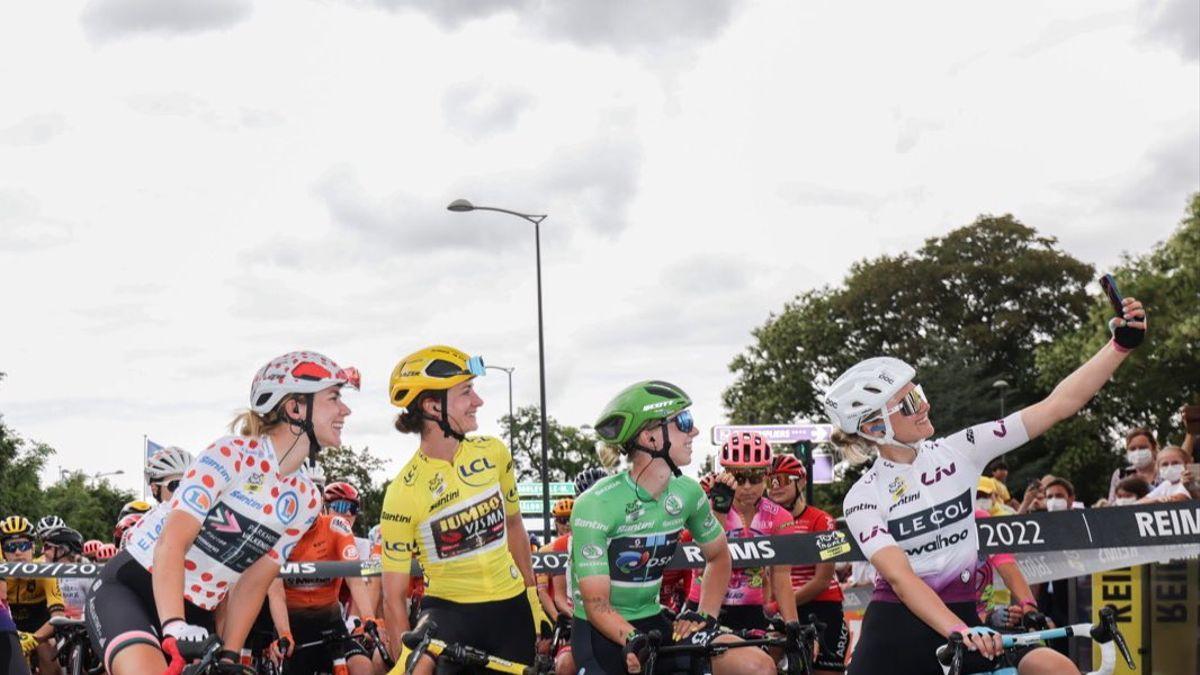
486, 365, 516, 451
448, 199, 552, 538
992, 379, 1010, 417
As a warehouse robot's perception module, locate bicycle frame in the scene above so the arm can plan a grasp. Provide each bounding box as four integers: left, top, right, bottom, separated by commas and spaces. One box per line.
645, 622, 819, 675
400, 620, 546, 675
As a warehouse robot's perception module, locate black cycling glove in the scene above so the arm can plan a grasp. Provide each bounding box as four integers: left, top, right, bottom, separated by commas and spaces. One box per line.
623, 630, 656, 667
709, 483, 734, 514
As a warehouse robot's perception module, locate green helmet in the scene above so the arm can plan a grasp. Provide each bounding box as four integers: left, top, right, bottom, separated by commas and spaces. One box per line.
594, 380, 692, 447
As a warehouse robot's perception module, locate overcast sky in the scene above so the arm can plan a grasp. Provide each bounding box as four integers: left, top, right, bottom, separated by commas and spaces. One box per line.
1, 0, 1197, 496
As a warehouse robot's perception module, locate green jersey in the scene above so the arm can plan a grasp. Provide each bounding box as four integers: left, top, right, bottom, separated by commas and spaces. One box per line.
569, 472, 724, 621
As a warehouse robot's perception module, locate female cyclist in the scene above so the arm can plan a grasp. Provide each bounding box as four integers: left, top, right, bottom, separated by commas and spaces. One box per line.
571, 380, 775, 675
687, 432, 798, 632
85, 351, 358, 674
829, 296, 1146, 674
380, 345, 546, 674
766, 454, 848, 674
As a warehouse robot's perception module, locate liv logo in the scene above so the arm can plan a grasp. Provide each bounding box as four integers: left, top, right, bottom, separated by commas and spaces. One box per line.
993, 419, 1008, 438
921, 463, 957, 486
858, 525, 886, 543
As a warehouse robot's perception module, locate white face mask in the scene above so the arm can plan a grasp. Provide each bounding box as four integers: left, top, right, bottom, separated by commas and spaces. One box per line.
1113, 497, 1136, 506
1126, 449, 1153, 468
975, 498, 993, 512
1046, 497, 1069, 512
1159, 464, 1184, 484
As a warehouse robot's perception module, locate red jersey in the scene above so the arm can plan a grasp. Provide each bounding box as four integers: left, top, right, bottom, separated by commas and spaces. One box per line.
284, 514, 360, 609
786, 506, 844, 604
659, 531, 693, 611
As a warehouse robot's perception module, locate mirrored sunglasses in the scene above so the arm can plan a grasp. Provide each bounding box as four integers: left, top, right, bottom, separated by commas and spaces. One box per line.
2, 539, 33, 553
327, 500, 359, 515
671, 410, 695, 434
767, 474, 795, 489
888, 384, 928, 417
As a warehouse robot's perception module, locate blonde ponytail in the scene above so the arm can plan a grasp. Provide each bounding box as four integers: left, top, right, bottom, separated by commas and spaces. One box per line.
831, 428, 877, 466
228, 394, 299, 437
597, 442, 624, 471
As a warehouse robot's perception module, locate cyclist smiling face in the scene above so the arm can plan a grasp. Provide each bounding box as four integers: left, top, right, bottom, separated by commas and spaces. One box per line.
633, 410, 699, 469
419, 380, 483, 436
304, 385, 353, 448
865, 381, 934, 449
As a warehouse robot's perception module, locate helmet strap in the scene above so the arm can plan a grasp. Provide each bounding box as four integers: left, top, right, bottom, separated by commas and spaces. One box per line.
423, 390, 465, 442
865, 413, 922, 452
278, 393, 321, 469
631, 420, 682, 478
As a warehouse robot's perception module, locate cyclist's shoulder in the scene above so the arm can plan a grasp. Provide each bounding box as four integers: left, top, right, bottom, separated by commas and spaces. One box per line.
576, 473, 628, 505
459, 434, 510, 457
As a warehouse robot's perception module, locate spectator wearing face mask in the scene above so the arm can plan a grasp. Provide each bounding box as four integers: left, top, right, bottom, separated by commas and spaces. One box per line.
1044, 477, 1082, 511
1111, 476, 1150, 506
975, 477, 1015, 516
1108, 427, 1161, 501
1139, 446, 1197, 503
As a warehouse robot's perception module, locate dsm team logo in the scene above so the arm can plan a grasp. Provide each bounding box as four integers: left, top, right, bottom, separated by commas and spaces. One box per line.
181, 485, 213, 514
615, 550, 651, 573
276, 491, 300, 525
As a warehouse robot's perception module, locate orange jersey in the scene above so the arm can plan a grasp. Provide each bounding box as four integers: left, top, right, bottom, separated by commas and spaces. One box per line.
284, 514, 360, 609
536, 534, 570, 592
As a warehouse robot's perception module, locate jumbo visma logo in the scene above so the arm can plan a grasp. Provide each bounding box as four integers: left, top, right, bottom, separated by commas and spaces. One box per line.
457, 456, 495, 486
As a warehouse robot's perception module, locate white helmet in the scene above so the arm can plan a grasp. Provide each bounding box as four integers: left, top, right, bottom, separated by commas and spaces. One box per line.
145, 446, 194, 481
35, 515, 66, 539
250, 351, 360, 415
301, 461, 326, 488
822, 357, 917, 447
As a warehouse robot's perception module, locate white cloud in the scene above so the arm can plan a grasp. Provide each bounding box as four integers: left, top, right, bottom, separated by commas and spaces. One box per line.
81, 0, 253, 42
0, 189, 73, 251
368, 0, 744, 54
0, 114, 66, 147
443, 82, 535, 140
1139, 0, 1200, 61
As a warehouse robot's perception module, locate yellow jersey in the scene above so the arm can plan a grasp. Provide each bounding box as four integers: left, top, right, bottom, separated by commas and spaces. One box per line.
380, 436, 524, 604
5, 570, 65, 613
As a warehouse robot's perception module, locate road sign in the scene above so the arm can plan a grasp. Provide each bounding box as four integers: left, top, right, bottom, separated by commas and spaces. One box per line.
517, 482, 574, 497
710, 423, 833, 446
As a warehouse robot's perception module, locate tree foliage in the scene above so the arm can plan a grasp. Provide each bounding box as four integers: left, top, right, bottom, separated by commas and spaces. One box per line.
724, 214, 1103, 510
1034, 193, 1200, 494
318, 444, 391, 536
501, 405, 596, 482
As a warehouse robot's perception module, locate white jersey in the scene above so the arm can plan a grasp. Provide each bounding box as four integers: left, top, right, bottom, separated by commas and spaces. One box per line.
59, 577, 90, 620
843, 413, 1029, 604
126, 435, 322, 610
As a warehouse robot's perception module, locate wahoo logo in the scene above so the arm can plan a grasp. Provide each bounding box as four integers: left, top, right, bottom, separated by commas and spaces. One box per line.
903, 528, 970, 556
921, 463, 957, 486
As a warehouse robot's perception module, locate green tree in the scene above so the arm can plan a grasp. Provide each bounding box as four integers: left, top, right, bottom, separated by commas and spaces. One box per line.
318, 445, 391, 536
501, 405, 596, 482
1034, 193, 1200, 499
723, 214, 1097, 513
42, 473, 136, 542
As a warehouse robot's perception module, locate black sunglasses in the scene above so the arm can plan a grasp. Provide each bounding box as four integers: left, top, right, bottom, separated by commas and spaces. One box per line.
731, 472, 766, 485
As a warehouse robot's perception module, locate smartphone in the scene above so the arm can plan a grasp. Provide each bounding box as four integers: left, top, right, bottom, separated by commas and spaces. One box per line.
1099, 273, 1124, 316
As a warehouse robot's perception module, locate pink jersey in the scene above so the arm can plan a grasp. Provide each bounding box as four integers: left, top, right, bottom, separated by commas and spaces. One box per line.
972, 508, 1016, 615
688, 498, 795, 606
127, 435, 322, 610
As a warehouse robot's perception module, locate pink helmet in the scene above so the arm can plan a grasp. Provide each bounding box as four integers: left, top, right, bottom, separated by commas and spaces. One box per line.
114, 513, 143, 547
82, 539, 103, 559
719, 431, 772, 469
95, 543, 118, 561
250, 351, 360, 415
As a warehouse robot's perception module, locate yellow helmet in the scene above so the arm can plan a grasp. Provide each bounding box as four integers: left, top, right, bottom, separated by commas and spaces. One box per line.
389, 345, 486, 410
551, 498, 574, 518
976, 477, 997, 495
119, 500, 153, 521
0, 515, 33, 540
